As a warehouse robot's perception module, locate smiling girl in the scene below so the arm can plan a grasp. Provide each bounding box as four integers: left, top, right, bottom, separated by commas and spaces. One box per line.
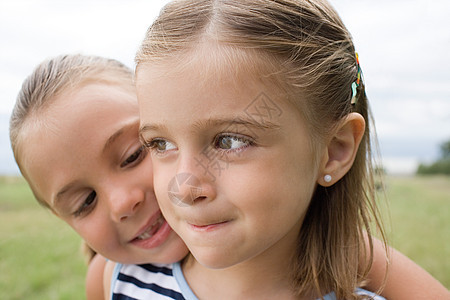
135, 0, 450, 298
9, 54, 188, 299
10, 53, 449, 299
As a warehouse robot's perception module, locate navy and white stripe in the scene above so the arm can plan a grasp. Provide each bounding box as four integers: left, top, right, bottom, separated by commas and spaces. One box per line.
111, 263, 198, 300
111, 262, 384, 300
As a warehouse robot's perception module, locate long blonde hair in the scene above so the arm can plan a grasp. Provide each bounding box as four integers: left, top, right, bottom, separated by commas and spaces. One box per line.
136, 0, 386, 298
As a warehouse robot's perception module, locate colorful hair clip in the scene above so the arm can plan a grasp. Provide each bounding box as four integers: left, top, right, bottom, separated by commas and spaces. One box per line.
351, 52, 362, 105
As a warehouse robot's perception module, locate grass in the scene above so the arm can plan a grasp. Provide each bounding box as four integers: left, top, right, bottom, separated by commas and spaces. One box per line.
0, 175, 449, 299
381, 175, 450, 288
0, 176, 86, 300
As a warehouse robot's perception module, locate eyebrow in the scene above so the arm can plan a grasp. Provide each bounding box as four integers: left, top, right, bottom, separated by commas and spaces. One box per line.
53, 181, 78, 208
139, 123, 167, 136
139, 116, 280, 137
103, 128, 125, 153
197, 117, 281, 131
139, 123, 167, 145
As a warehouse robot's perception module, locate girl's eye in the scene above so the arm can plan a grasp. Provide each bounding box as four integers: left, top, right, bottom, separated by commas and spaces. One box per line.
73, 191, 97, 217
146, 139, 177, 153
120, 146, 146, 168
214, 135, 252, 152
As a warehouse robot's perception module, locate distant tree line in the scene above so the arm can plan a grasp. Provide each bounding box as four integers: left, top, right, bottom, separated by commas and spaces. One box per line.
417, 140, 450, 175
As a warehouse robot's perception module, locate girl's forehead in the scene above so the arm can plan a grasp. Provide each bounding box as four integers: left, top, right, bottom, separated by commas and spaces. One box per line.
136, 42, 307, 127
137, 40, 281, 88
19, 82, 138, 164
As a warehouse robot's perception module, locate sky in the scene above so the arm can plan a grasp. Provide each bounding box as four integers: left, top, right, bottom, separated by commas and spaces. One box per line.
0, 0, 449, 175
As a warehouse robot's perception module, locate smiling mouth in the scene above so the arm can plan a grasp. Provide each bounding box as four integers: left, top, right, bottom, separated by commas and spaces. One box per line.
134, 214, 165, 241
191, 220, 228, 227
188, 219, 231, 232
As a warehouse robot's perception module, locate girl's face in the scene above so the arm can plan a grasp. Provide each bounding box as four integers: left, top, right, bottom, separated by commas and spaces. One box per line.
20, 82, 188, 264
137, 53, 323, 269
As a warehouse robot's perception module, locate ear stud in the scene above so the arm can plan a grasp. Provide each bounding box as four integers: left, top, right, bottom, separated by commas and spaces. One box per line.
324, 174, 332, 183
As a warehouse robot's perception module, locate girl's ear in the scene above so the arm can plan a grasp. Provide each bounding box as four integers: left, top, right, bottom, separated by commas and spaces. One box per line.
317, 112, 365, 186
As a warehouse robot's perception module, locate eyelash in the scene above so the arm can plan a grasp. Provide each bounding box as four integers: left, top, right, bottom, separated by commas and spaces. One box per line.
144, 134, 254, 156
144, 139, 176, 154
120, 145, 147, 168
73, 191, 96, 217
213, 134, 254, 154
73, 146, 146, 217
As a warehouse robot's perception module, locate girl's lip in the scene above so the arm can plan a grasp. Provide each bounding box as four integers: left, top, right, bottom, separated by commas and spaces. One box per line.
130, 216, 173, 250
188, 220, 230, 232
132, 210, 164, 241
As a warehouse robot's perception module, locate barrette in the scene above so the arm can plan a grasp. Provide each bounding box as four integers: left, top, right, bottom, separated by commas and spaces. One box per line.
351, 52, 362, 105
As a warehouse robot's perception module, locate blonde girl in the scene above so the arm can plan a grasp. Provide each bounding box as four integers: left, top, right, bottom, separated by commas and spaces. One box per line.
9, 54, 189, 299
135, 0, 450, 299
10, 54, 448, 298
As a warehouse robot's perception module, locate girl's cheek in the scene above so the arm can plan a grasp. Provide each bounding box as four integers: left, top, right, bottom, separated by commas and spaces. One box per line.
153, 167, 174, 204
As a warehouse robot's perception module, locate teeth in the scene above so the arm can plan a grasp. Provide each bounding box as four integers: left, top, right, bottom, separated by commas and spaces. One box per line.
137, 231, 152, 240
137, 216, 164, 240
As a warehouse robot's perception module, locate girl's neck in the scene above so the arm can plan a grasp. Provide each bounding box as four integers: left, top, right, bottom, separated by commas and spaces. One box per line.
182, 223, 306, 300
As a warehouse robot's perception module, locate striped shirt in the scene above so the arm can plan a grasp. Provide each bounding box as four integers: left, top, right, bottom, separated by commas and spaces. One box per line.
110, 262, 385, 300
111, 262, 197, 300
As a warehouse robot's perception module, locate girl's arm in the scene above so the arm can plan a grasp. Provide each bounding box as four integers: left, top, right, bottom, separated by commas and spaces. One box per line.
86, 254, 107, 300
365, 237, 450, 299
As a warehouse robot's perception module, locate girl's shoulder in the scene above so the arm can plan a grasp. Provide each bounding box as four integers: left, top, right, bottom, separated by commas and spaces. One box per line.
85, 254, 107, 300
102, 259, 116, 300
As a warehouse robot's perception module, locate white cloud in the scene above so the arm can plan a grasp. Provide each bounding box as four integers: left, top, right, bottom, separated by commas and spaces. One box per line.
374, 98, 450, 140
381, 156, 420, 175
0, 0, 172, 174
0, 0, 171, 113
333, 0, 450, 169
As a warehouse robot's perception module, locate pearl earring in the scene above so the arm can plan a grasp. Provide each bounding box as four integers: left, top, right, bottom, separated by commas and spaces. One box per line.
324, 174, 332, 183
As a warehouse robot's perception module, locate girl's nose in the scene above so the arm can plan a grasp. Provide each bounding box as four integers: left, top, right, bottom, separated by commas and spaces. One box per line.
170, 152, 217, 206
107, 188, 143, 222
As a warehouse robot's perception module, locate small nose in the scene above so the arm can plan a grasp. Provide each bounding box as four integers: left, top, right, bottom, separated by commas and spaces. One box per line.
168, 172, 204, 206
107, 188, 143, 222
168, 152, 217, 206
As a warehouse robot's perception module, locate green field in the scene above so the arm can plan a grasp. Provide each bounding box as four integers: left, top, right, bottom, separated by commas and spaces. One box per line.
0, 176, 86, 300
380, 175, 450, 288
0, 175, 449, 299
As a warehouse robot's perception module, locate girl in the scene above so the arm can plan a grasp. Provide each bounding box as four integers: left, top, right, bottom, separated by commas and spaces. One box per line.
9, 54, 189, 299
135, 0, 450, 299
10, 54, 449, 299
